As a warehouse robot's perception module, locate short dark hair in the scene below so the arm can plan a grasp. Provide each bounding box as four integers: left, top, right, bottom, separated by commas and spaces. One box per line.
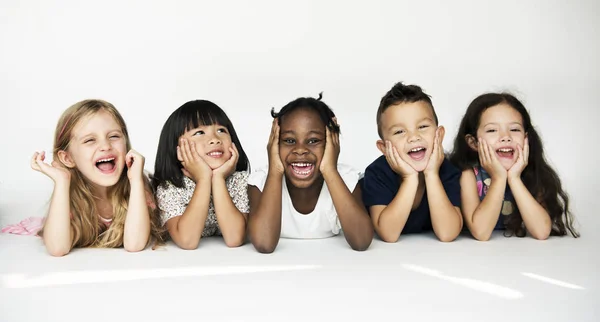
271, 92, 340, 134
152, 100, 249, 189
376, 82, 438, 138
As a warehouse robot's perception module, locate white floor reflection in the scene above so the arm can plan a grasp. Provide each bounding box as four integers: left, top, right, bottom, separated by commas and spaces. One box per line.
521, 272, 585, 290
402, 264, 524, 300
1, 264, 321, 289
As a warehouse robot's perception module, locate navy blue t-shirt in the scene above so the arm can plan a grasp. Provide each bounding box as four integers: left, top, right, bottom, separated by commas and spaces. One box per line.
360, 155, 461, 234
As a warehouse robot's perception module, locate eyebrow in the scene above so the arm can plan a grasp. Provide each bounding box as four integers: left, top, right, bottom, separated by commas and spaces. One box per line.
387, 117, 434, 128
281, 130, 325, 135
483, 122, 523, 127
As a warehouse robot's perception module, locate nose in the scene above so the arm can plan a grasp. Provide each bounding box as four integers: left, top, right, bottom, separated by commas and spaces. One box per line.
407, 131, 421, 143
293, 143, 309, 155
499, 129, 512, 143
99, 138, 112, 151
208, 134, 222, 145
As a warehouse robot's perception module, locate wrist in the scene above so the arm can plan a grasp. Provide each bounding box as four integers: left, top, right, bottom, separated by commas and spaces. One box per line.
423, 170, 440, 180
507, 175, 522, 186
321, 167, 340, 181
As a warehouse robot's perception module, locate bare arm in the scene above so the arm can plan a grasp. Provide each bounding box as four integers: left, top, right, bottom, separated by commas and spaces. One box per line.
43, 180, 74, 256
509, 177, 551, 240
370, 175, 419, 242
460, 169, 505, 241
425, 171, 463, 242
123, 150, 151, 252
166, 177, 212, 250
324, 172, 373, 251
247, 172, 283, 253
212, 174, 247, 247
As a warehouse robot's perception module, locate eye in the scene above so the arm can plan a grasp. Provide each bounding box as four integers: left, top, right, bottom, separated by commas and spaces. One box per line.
308, 138, 321, 144
283, 138, 295, 144
84, 138, 95, 144
485, 129, 497, 133
418, 125, 430, 130
193, 130, 205, 136
510, 128, 522, 132
393, 129, 405, 135
109, 134, 121, 139
217, 128, 228, 134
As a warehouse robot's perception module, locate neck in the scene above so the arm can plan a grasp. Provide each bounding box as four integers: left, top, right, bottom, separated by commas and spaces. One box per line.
286, 176, 324, 203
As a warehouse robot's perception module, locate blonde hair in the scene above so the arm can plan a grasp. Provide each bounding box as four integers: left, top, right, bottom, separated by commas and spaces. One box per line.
41, 99, 164, 249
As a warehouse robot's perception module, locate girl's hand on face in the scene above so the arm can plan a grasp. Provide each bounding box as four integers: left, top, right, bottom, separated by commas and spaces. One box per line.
424, 127, 445, 176
213, 143, 239, 180
125, 149, 145, 183
319, 118, 340, 176
385, 141, 418, 179
177, 138, 212, 182
31, 151, 71, 184
478, 138, 507, 181
267, 119, 285, 175
508, 137, 529, 181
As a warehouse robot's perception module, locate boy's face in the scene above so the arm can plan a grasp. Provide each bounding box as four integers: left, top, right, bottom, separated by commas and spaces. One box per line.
377, 101, 438, 172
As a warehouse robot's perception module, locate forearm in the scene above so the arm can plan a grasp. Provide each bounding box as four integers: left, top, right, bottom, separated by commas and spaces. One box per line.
123, 180, 151, 252
509, 177, 551, 239
323, 171, 372, 250
43, 181, 73, 256
468, 180, 505, 241
375, 176, 418, 242
425, 173, 462, 242
212, 177, 246, 247
173, 179, 212, 249
248, 172, 283, 253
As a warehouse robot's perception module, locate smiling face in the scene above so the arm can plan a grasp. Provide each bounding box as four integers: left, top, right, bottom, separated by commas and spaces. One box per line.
377, 101, 438, 172
61, 110, 128, 188
180, 123, 233, 170
278, 108, 326, 189
471, 103, 526, 170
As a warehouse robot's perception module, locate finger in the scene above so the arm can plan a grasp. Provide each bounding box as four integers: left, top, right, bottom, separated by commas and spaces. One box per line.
325, 126, 332, 147
189, 141, 200, 160
479, 139, 489, 165
31, 152, 40, 169
125, 151, 134, 168
230, 144, 239, 163
181, 139, 192, 163
176, 146, 184, 162
182, 168, 192, 178
524, 138, 529, 164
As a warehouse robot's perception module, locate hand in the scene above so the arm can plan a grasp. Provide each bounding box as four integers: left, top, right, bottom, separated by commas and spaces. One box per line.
508, 138, 529, 180
125, 149, 145, 183
320, 117, 340, 176
478, 138, 507, 181
213, 143, 239, 180
30, 151, 71, 184
424, 126, 445, 175
267, 119, 285, 175
385, 141, 417, 179
177, 138, 212, 182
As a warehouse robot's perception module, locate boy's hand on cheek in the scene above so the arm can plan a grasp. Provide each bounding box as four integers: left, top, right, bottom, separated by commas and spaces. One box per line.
385, 140, 417, 179
320, 119, 340, 176
177, 138, 212, 183
424, 127, 445, 176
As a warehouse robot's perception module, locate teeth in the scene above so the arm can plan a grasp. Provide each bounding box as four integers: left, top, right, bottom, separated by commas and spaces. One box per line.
498, 148, 513, 152
292, 162, 312, 167
409, 148, 425, 152
97, 158, 114, 163
208, 151, 223, 156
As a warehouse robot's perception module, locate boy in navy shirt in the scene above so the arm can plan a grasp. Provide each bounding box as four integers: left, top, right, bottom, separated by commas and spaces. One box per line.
361, 82, 463, 242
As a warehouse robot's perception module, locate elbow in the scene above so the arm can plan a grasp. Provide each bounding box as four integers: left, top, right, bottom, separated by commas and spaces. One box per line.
470, 229, 492, 241
223, 236, 245, 248
437, 232, 459, 243
176, 237, 200, 250
379, 233, 400, 243
530, 227, 551, 241
124, 243, 146, 253
47, 247, 70, 257
252, 239, 277, 254
349, 239, 372, 251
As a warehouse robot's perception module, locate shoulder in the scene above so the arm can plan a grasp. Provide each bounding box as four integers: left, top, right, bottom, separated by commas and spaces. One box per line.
248, 166, 269, 190
439, 158, 462, 179
336, 163, 362, 189
156, 177, 193, 197
227, 171, 250, 187
364, 155, 392, 176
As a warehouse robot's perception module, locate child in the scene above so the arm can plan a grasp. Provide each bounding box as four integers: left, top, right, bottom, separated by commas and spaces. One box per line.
247, 94, 373, 253
152, 100, 250, 249
361, 82, 463, 242
449, 93, 579, 240
31, 99, 163, 256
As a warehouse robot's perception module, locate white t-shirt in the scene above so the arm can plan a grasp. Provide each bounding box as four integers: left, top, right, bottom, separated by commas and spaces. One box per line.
247, 164, 361, 239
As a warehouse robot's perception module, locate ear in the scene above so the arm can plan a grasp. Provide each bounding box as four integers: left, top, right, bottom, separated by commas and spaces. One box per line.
465, 134, 478, 151
437, 126, 445, 142
376, 139, 386, 155
57, 150, 76, 168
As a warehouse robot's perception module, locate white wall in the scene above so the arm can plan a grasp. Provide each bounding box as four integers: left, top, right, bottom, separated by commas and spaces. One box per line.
1, 0, 598, 232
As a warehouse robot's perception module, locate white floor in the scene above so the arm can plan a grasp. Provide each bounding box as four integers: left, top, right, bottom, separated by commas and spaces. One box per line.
0, 229, 597, 322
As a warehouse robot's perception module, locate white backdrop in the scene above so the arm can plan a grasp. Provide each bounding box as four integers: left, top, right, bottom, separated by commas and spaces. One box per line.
1, 0, 598, 233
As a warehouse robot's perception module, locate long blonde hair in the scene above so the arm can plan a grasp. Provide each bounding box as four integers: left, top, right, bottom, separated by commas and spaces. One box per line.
42, 99, 164, 248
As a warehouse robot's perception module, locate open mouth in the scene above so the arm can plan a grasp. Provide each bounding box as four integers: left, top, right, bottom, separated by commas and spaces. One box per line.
96, 157, 116, 174
289, 162, 315, 179
407, 147, 427, 161
206, 150, 224, 158
496, 148, 514, 159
